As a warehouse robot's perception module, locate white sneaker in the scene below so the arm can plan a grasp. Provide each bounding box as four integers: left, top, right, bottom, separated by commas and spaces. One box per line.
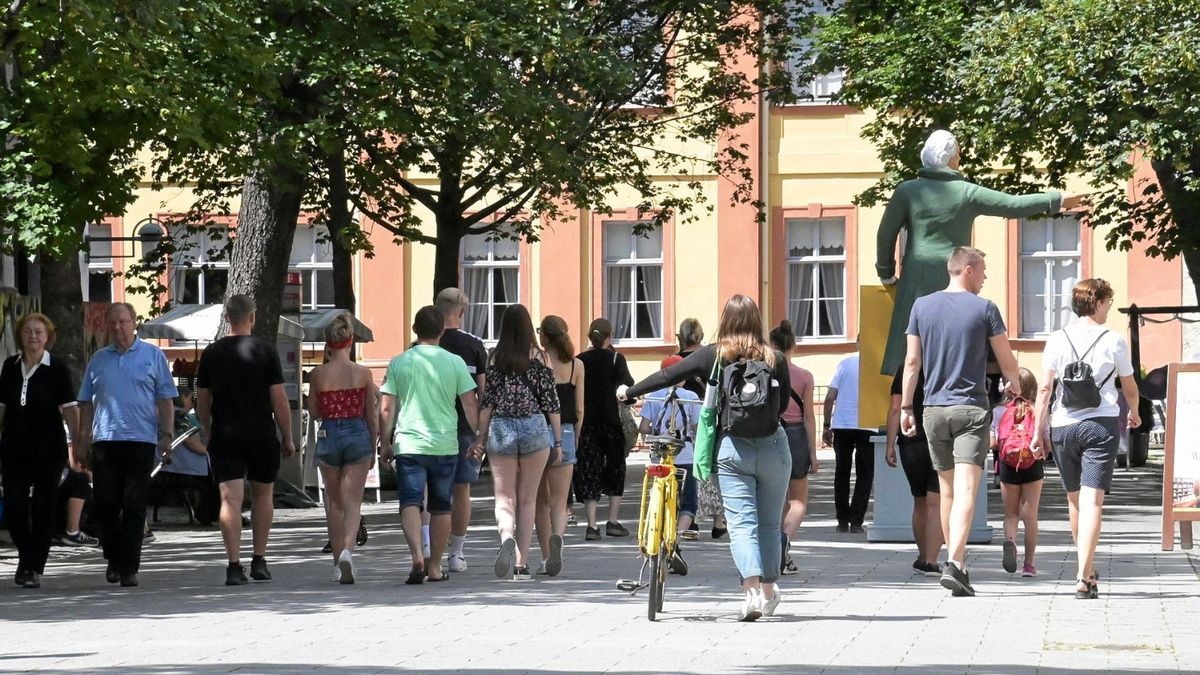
338, 550, 355, 584
762, 586, 781, 617
332, 565, 342, 583
738, 588, 763, 622
448, 553, 468, 573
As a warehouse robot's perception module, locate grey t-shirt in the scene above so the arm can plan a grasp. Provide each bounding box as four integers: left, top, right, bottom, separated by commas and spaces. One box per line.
905, 291, 1006, 408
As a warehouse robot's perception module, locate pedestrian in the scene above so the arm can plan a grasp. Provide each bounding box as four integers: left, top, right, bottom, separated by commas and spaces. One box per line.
0, 313, 80, 588
900, 246, 1022, 597
473, 304, 562, 581
195, 295, 297, 586
637, 354, 700, 570
380, 306, 479, 584
886, 369, 943, 576
991, 367, 1044, 578
1032, 279, 1140, 599
435, 288, 488, 573
77, 303, 177, 587
823, 352, 875, 533
675, 318, 707, 398
574, 318, 634, 540
534, 315, 582, 576
621, 294, 791, 621
770, 320, 817, 575
307, 311, 378, 584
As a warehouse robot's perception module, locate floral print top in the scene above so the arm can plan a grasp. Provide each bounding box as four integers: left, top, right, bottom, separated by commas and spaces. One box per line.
317, 387, 367, 420
480, 362, 561, 419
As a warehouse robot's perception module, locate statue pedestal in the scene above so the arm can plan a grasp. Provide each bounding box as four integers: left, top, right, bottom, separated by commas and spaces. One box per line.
867, 435, 993, 544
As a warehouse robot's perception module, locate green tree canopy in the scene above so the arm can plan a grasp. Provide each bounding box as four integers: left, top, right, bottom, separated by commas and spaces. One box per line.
808, 0, 1200, 299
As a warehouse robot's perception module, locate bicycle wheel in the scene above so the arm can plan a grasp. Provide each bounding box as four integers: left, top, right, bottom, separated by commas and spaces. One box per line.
648, 549, 664, 621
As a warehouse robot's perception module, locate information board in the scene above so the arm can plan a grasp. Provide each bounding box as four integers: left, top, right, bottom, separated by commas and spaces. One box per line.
1162, 363, 1200, 550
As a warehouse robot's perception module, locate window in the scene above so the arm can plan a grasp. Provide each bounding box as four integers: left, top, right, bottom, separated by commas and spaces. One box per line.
1019, 215, 1080, 335
171, 225, 230, 305
290, 227, 335, 310
783, 0, 844, 103
604, 222, 663, 341
615, 11, 669, 107
461, 235, 519, 342
785, 216, 846, 339
83, 223, 114, 303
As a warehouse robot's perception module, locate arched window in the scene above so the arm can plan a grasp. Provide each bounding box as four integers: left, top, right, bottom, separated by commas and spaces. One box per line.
137, 220, 165, 263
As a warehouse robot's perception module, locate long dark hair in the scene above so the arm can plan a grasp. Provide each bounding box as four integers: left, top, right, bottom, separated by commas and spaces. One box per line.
769, 319, 796, 354
539, 315, 575, 364
717, 294, 775, 366
492, 304, 537, 375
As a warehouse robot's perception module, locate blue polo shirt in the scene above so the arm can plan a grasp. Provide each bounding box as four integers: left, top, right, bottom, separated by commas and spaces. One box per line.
78, 337, 178, 444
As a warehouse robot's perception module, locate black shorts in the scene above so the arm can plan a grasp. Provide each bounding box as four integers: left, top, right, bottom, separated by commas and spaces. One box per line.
783, 423, 812, 480
898, 441, 940, 498
999, 458, 1045, 486
208, 432, 281, 484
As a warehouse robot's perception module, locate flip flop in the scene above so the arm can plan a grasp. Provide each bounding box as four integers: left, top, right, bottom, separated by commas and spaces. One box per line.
405, 568, 425, 585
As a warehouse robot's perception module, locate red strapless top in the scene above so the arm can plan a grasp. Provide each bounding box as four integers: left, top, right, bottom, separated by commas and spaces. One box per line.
318, 387, 366, 420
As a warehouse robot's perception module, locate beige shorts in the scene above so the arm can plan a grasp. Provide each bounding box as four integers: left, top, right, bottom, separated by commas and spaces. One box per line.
922, 405, 992, 471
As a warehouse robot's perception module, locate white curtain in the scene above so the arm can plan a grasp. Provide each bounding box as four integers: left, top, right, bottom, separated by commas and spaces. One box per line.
463, 268, 490, 338
607, 266, 632, 339
641, 265, 662, 339
820, 262, 845, 336
788, 263, 814, 337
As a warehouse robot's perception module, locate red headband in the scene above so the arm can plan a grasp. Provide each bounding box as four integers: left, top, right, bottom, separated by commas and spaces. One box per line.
328, 337, 353, 350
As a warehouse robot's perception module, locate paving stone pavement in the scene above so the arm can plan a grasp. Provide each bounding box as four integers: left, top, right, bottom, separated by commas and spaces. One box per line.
1, 449, 1197, 674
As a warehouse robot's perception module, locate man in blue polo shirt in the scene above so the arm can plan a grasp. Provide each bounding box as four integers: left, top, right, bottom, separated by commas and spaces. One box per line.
76, 302, 177, 588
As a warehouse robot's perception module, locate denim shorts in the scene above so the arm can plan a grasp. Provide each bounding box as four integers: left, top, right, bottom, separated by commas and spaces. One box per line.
546, 426, 577, 466
454, 433, 481, 484
397, 454, 457, 514
316, 418, 373, 468
488, 415, 550, 457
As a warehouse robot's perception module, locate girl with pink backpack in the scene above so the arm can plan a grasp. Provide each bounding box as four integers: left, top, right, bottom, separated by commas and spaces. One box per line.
990, 368, 1044, 577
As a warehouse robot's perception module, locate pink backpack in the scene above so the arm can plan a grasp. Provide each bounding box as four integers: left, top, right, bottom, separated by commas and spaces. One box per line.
996, 397, 1037, 471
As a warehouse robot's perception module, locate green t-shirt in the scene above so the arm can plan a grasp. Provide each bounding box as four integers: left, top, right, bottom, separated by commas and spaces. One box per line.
380, 344, 476, 456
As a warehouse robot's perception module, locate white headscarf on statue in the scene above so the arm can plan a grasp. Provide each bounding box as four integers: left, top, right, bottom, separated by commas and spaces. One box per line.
920, 130, 959, 169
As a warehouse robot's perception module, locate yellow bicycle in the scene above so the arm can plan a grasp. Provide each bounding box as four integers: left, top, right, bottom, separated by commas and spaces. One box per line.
616, 389, 690, 621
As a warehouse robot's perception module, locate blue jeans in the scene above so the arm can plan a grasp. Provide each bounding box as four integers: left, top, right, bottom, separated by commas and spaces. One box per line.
316, 418, 373, 468
397, 454, 457, 514
676, 464, 698, 520
454, 433, 481, 484
716, 427, 791, 583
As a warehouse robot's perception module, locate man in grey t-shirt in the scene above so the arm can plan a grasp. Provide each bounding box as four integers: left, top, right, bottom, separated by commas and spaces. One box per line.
900, 246, 1020, 598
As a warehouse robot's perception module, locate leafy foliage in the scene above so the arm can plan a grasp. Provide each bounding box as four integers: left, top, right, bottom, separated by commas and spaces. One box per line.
808, 0, 1200, 294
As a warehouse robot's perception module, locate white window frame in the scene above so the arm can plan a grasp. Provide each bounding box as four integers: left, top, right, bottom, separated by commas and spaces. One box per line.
460, 235, 521, 344
785, 216, 847, 341
290, 227, 335, 310
782, 0, 844, 105
603, 221, 664, 344
82, 222, 114, 303
1019, 215, 1081, 337
170, 225, 230, 306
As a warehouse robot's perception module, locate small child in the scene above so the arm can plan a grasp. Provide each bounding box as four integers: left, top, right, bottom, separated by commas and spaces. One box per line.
990, 368, 1044, 577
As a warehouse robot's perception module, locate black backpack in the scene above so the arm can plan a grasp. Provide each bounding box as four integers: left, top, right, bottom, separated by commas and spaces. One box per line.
1058, 330, 1114, 411
720, 358, 781, 437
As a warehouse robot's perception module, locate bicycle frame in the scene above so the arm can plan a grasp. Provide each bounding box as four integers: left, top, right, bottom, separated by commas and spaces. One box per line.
637, 446, 686, 558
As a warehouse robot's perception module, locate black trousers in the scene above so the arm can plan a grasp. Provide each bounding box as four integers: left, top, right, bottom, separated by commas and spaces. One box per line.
1, 450, 63, 575
833, 429, 875, 527
92, 441, 155, 575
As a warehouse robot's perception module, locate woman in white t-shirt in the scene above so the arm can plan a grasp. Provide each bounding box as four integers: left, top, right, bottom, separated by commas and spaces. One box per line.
1032, 279, 1141, 600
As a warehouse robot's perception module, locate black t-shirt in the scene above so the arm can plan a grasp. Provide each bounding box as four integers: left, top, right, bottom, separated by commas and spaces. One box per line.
675, 348, 707, 399
577, 348, 635, 428
440, 328, 488, 435
0, 353, 75, 456
890, 370, 926, 445
197, 335, 285, 439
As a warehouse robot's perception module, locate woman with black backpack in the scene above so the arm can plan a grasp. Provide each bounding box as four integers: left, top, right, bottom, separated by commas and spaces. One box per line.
621, 295, 791, 621
1032, 279, 1141, 599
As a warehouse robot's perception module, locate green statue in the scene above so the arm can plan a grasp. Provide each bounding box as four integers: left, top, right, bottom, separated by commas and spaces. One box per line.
876, 130, 1080, 376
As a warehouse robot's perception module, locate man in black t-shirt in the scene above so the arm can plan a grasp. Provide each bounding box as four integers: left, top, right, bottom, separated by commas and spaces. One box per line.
435, 287, 488, 573
886, 370, 942, 576
196, 295, 296, 586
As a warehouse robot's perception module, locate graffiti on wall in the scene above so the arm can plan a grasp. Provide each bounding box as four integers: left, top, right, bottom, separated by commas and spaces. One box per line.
0, 290, 42, 357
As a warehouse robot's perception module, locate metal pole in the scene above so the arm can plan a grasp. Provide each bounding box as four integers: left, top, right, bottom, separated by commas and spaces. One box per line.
1128, 303, 1142, 384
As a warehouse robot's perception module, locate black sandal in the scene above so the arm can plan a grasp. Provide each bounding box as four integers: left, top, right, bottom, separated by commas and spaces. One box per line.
405, 568, 426, 585
1074, 578, 1096, 599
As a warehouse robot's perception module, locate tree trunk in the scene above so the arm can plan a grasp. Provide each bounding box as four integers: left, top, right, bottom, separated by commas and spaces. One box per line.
1151, 159, 1200, 306
39, 251, 85, 382
324, 146, 356, 314
432, 209, 465, 299
225, 163, 305, 341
